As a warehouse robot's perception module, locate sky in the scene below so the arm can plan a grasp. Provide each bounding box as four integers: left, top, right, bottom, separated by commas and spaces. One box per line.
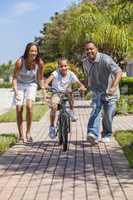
0, 0, 80, 64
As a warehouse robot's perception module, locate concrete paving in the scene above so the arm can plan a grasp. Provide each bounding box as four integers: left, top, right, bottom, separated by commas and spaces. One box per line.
0, 89, 14, 114
0, 100, 133, 200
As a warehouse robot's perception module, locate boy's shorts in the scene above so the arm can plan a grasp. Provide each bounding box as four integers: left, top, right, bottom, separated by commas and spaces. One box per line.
14, 82, 37, 106
50, 93, 72, 107
51, 94, 60, 106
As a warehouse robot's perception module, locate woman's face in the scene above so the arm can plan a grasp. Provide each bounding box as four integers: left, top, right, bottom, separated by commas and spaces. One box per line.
28, 45, 38, 61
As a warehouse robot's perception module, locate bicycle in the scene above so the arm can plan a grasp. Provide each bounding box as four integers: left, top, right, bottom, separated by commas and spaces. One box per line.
47, 87, 80, 151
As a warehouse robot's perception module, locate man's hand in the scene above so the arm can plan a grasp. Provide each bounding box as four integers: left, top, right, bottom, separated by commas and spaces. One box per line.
107, 87, 116, 96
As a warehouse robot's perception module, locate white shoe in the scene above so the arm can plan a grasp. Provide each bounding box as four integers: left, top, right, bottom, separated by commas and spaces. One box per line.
102, 137, 110, 143
87, 132, 97, 145
49, 126, 56, 139
69, 111, 77, 122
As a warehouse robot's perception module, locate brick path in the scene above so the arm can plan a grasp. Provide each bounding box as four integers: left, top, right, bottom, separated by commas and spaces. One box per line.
0, 101, 133, 200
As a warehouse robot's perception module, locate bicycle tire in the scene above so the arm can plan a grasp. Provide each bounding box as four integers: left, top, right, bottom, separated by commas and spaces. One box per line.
57, 115, 63, 145
61, 113, 69, 151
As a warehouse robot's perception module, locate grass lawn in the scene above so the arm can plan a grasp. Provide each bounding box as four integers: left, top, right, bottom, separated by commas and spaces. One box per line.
0, 134, 17, 154
115, 130, 133, 168
0, 104, 48, 122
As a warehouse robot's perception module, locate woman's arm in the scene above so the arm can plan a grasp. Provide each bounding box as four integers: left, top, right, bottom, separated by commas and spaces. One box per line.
38, 59, 45, 89
12, 58, 22, 95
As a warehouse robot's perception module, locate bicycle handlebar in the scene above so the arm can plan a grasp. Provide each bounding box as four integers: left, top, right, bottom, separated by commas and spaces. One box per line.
46, 87, 81, 95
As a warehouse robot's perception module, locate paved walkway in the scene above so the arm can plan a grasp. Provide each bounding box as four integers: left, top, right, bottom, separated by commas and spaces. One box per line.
0, 101, 133, 200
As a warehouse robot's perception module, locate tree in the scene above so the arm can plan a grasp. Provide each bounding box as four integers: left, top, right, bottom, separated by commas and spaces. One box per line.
0, 60, 14, 82
36, 0, 133, 68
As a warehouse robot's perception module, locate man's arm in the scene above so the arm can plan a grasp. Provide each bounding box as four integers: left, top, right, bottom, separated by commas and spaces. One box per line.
107, 70, 122, 96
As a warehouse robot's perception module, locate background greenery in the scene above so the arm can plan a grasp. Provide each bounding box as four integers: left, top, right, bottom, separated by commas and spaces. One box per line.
0, 104, 48, 122
0, 134, 17, 154
115, 130, 133, 168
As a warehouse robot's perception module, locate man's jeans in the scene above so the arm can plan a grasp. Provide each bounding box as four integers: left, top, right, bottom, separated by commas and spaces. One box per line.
87, 92, 116, 139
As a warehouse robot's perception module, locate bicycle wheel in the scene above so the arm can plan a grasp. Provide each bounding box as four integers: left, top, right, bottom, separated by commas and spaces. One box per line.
61, 113, 69, 151
57, 115, 63, 145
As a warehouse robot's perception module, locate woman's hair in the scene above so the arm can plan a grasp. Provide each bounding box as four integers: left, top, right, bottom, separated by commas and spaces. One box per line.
23, 42, 41, 63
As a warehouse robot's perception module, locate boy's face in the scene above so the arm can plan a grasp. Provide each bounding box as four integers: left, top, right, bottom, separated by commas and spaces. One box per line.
59, 60, 68, 76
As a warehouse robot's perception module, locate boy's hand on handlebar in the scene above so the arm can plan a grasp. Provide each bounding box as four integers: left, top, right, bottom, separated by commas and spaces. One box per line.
79, 85, 87, 91
44, 83, 49, 90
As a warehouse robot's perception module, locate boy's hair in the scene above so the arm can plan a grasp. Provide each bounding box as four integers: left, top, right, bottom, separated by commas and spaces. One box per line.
58, 57, 68, 66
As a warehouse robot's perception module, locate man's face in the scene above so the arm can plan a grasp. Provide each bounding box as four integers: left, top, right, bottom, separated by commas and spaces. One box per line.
59, 60, 68, 76
85, 43, 97, 61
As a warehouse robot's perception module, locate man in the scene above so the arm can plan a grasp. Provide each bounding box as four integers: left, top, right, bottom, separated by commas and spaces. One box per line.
83, 41, 122, 144
45, 58, 86, 139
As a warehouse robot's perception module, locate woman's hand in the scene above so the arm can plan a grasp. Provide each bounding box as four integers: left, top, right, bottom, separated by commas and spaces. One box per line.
14, 90, 21, 101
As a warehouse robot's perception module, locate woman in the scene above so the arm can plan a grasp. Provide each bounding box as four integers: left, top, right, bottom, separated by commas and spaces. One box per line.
12, 42, 45, 143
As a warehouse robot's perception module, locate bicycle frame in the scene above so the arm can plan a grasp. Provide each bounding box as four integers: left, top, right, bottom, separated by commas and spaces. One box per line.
56, 92, 70, 151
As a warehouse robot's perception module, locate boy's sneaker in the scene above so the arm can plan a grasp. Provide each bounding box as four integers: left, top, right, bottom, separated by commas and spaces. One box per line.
102, 137, 110, 143
87, 132, 97, 145
69, 110, 77, 122
49, 126, 56, 139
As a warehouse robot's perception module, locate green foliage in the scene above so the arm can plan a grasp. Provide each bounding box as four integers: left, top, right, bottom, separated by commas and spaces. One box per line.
0, 82, 12, 88
115, 130, 133, 168
0, 134, 17, 154
44, 62, 57, 78
37, 0, 132, 67
116, 95, 133, 114
120, 77, 133, 95
0, 61, 14, 82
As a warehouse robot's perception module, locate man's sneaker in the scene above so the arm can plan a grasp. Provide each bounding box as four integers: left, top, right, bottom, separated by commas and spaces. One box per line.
87, 132, 97, 145
69, 110, 77, 122
102, 137, 110, 143
49, 126, 56, 139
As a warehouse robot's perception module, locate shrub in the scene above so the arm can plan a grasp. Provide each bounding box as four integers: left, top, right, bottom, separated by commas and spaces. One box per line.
0, 82, 12, 88
116, 95, 133, 114
44, 62, 57, 78
120, 77, 133, 95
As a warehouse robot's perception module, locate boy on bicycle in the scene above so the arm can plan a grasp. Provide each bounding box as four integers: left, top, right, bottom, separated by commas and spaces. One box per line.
44, 58, 86, 139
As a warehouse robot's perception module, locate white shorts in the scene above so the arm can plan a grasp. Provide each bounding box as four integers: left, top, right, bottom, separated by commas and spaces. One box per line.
14, 83, 37, 106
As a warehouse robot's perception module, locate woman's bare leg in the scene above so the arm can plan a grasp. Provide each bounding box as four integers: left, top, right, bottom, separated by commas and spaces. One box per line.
26, 99, 33, 140
16, 105, 24, 140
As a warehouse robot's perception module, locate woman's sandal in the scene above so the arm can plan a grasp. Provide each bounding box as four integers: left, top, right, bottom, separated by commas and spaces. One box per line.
27, 136, 33, 143
23, 137, 28, 144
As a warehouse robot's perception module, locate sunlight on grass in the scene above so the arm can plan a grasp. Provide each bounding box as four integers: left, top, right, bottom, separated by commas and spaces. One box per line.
0, 134, 17, 154
115, 130, 133, 168
0, 104, 48, 122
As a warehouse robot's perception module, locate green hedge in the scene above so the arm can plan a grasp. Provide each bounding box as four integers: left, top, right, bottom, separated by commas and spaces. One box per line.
120, 77, 133, 95
116, 95, 133, 114
0, 82, 12, 88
